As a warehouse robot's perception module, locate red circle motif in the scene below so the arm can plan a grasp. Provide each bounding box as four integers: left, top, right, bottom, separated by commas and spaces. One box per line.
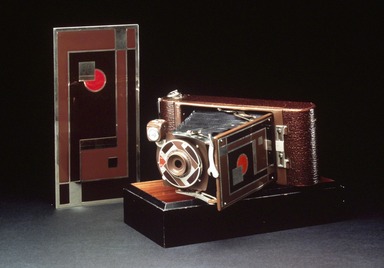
84, 69, 106, 92
237, 153, 249, 175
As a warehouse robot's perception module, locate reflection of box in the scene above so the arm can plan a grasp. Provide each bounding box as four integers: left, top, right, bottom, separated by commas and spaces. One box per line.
124, 178, 346, 248
54, 24, 139, 208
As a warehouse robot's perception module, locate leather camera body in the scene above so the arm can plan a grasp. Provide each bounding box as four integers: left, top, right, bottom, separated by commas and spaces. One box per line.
147, 90, 319, 210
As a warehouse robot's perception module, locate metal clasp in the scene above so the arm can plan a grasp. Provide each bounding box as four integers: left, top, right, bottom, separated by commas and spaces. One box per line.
275, 125, 289, 168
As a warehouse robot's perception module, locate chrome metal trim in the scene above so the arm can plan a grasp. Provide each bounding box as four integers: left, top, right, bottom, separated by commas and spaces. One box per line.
275, 125, 289, 168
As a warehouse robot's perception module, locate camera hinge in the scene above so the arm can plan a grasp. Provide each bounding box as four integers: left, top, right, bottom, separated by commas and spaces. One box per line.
275, 125, 289, 168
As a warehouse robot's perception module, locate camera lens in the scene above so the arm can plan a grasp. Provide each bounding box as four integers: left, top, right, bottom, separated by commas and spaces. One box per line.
157, 139, 203, 188
167, 152, 189, 177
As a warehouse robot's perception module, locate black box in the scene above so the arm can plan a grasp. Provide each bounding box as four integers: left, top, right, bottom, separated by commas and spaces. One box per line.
124, 178, 346, 248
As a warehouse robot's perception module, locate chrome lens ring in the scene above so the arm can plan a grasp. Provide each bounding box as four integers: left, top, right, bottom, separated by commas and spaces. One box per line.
158, 139, 202, 188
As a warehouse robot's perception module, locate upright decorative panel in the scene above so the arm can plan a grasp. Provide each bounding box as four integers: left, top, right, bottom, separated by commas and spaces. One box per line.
54, 24, 139, 208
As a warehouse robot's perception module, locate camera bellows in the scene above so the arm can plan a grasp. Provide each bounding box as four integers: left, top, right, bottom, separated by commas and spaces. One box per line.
176, 110, 262, 136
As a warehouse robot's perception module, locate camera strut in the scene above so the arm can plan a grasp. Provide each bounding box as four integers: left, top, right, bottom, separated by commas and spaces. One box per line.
176, 189, 217, 205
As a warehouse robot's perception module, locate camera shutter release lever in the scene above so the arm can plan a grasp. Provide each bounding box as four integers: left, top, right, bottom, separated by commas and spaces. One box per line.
167, 89, 183, 99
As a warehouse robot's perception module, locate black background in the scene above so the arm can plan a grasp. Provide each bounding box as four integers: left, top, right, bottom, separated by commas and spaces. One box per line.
1, 1, 383, 213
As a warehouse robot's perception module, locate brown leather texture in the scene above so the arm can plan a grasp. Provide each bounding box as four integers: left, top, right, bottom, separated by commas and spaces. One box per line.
159, 94, 319, 187
282, 108, 319, 186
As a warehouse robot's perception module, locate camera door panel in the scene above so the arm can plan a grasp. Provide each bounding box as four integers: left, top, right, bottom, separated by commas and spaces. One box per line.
227, 129, 268, 193
215, 114, 274, 210
69, 51, 128, 181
